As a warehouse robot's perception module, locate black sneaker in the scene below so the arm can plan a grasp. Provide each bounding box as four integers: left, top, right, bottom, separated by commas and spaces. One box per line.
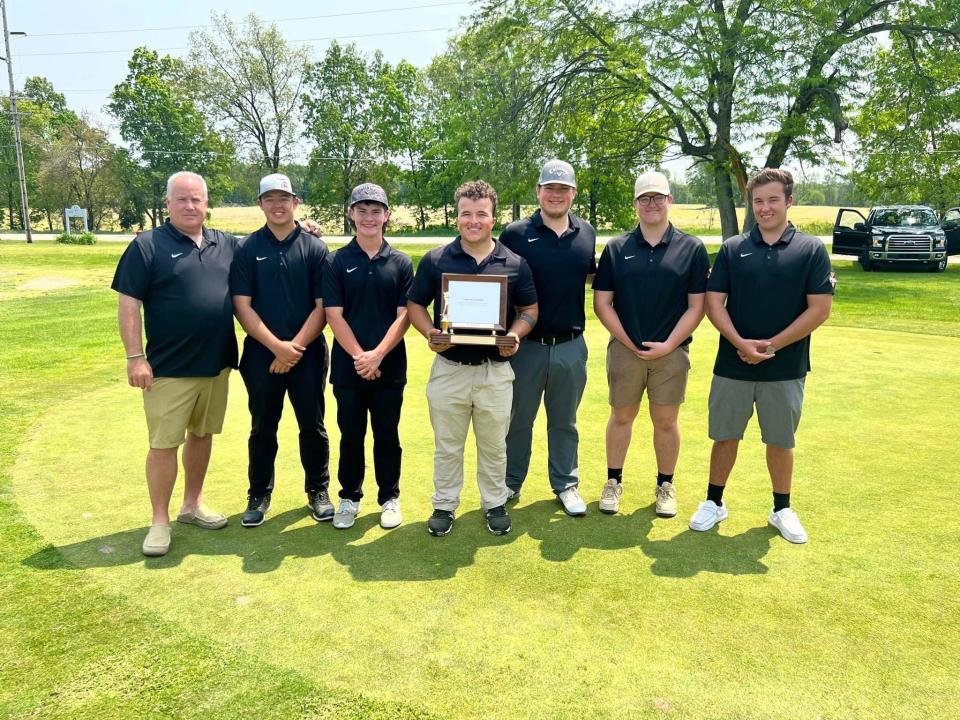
506, 488, 521, 504
485, 505, 512, 535
307, 489, 334, 522
427, 509, 455, 537
241, 494, 271, 527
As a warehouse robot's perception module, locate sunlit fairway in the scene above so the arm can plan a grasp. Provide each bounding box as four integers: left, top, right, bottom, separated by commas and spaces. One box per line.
1, 241, 956, 719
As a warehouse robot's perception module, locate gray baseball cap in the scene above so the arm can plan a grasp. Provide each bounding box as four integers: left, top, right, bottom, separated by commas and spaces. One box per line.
350, 183, 389, 209
538, 159, 577, 188
258, 173, 296, 198
634, 171, 671, 198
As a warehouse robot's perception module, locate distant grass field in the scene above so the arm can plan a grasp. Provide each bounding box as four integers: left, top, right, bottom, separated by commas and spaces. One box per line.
1, 241, 956, 719
205, 204, 861, 237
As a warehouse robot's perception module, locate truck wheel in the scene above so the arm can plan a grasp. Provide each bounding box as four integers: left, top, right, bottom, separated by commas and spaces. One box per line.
859, 253, 873, 272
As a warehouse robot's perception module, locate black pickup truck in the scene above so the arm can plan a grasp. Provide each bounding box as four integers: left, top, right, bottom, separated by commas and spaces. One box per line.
833, 205, 960, 272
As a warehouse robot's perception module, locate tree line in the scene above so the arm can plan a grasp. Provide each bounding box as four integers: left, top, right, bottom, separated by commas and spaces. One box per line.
2, 1, 957, 236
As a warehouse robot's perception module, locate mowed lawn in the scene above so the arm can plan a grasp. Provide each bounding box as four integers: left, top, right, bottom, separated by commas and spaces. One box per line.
0, 240, 957, 720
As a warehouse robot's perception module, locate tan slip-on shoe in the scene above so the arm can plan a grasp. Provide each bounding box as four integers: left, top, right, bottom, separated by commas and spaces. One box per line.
142, 524, 171, 556
177, 503, 228, 530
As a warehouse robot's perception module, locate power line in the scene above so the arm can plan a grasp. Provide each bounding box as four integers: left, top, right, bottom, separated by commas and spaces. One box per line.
16, 26, 454, 57
25, 2, 470, 38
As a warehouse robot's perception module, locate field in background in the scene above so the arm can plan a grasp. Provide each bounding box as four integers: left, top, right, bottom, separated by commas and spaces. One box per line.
208, 204, 865, 237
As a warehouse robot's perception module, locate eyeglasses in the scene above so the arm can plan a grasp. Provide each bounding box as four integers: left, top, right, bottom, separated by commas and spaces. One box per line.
637, 194, 668, 207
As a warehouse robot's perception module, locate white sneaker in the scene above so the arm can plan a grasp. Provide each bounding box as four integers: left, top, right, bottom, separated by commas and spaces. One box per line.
332, 499, 360, 529
689, 500, 728, 531
599, 479, 622, 514
380, 498, 402, 529
768, 507, 808, 544
557, 487, 587, 516
655, 482, 678, 518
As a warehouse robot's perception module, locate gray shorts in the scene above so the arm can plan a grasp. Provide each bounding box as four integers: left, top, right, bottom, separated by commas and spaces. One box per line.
708, 375, 805, 449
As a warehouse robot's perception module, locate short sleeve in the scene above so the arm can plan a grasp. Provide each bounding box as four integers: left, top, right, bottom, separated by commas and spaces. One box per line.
111, 239, 151, 300
687, 242, 710, 294
592, 245, 614, 291
229, 241, 254, 297
806, 242, 835, 295
512, 259, 538, 307
321, 251, 343, 308
706, 242, 731, 293
407, 251, 437, 307
396, 254, 414, 308
312, 240, 328, 301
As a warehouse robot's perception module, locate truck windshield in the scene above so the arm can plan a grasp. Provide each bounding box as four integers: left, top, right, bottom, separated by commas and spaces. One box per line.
874, 209, 938, 227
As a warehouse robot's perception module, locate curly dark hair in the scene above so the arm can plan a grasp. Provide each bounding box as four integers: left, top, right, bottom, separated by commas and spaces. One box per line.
454, 180, 498, 216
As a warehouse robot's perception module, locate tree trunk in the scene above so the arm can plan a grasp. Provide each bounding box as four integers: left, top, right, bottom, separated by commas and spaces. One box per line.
342, 201, 350, 235
589, 190, 597, 227
713, 160, 740, 240
512, 200, 520, 222
443, 202, 449, 229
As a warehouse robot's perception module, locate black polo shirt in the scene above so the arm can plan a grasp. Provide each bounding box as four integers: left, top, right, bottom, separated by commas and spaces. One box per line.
708, 224, 834, 381
230, 223, 328, 347
111, 221, 239, 378
407, 237, 537, 364
499, 210, 597, 338
593, 224, 709, 348
322, 238, 413, 387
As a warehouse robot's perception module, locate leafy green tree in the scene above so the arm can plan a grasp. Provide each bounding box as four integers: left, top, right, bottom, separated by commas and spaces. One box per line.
189, 13, 310, 171
301, 42, 383, 233
479, 0, 960, 237
108, 47, 233, 227
852, 36, 960, 212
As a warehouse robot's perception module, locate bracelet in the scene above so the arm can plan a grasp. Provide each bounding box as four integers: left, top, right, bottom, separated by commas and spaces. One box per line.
126, 353, 146, 360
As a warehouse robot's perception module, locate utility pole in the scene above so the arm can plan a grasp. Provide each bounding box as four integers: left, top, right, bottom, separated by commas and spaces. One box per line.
0, 0, 30, 243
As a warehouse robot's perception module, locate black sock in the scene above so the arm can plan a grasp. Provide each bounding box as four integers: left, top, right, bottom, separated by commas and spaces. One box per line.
706, 483, 725, 506
608, 468, 623, 484
773, 492, 790, 512
657, 472, 674, 487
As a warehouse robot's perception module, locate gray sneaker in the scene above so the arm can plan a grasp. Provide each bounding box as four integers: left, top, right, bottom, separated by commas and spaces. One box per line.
308, 489, 335, 522
333, 499, 361, 529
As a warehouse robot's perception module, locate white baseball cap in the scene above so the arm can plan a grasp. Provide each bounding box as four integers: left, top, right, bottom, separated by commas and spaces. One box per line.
634, 171, 671, 198
258, 173, 296, 198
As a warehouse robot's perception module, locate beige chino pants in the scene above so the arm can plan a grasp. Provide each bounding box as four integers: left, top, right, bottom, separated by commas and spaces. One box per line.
425, 354, 514, 512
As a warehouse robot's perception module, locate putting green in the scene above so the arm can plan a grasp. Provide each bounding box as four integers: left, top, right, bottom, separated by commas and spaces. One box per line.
12, 324, 960, 719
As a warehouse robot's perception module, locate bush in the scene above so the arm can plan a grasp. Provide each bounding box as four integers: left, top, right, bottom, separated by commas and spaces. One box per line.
55, 231, 97, 245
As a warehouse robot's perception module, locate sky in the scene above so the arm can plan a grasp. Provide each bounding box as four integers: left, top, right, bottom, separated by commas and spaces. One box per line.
7, 0, 472, 127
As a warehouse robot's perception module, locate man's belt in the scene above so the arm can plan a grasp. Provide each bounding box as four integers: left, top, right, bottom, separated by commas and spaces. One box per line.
528, 330, 583, 346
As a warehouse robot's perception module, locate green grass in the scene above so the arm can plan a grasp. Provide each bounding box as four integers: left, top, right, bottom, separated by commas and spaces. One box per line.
1, 240, 958, 719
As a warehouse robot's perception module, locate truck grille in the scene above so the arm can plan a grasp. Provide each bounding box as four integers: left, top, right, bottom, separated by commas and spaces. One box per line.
887, 234, 933, 252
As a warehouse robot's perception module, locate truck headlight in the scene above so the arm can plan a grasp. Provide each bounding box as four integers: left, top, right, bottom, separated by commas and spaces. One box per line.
934, 233, 946, 248
872, 234, 883, 248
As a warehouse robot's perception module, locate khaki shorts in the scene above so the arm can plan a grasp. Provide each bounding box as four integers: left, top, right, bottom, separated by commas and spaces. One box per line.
143, 368, 231, 449
606, 339, 690, 407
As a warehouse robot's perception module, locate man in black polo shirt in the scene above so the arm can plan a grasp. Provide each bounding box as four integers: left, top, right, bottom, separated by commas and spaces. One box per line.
690, 168, 833, 544
112, 171, 236, 557
408, 180, 538, 537
230, 173, 332, 527
593, 171, 710, 518
323, 183, 413, 530
499, 160, 597, 517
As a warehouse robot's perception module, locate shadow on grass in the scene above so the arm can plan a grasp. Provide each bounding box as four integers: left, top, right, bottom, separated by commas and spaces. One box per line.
518, 499, 775, 576
22, 500, 775, 580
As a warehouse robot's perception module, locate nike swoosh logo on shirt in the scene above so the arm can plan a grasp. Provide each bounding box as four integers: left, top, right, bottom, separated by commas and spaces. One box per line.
170, 253, 183, 258
740, 253, 753, 257
528, 238, 538, 242
256, 256, 268, 261
346, 267, 358, 273
624, 254, 636, 260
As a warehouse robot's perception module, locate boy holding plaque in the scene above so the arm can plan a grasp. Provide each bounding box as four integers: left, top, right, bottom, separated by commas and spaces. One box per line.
407, 180, 538, 537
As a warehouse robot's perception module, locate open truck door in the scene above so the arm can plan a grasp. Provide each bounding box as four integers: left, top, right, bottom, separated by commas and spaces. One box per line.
942, 207, 960, 256
833, 208, 869, 256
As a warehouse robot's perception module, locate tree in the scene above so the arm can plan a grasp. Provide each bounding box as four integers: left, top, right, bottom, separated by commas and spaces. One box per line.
852, 36, 960, 212
479, 0, 960, 238
302, 42, 383, 233
190, 13, 309, 171
108, 47, 233, 227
